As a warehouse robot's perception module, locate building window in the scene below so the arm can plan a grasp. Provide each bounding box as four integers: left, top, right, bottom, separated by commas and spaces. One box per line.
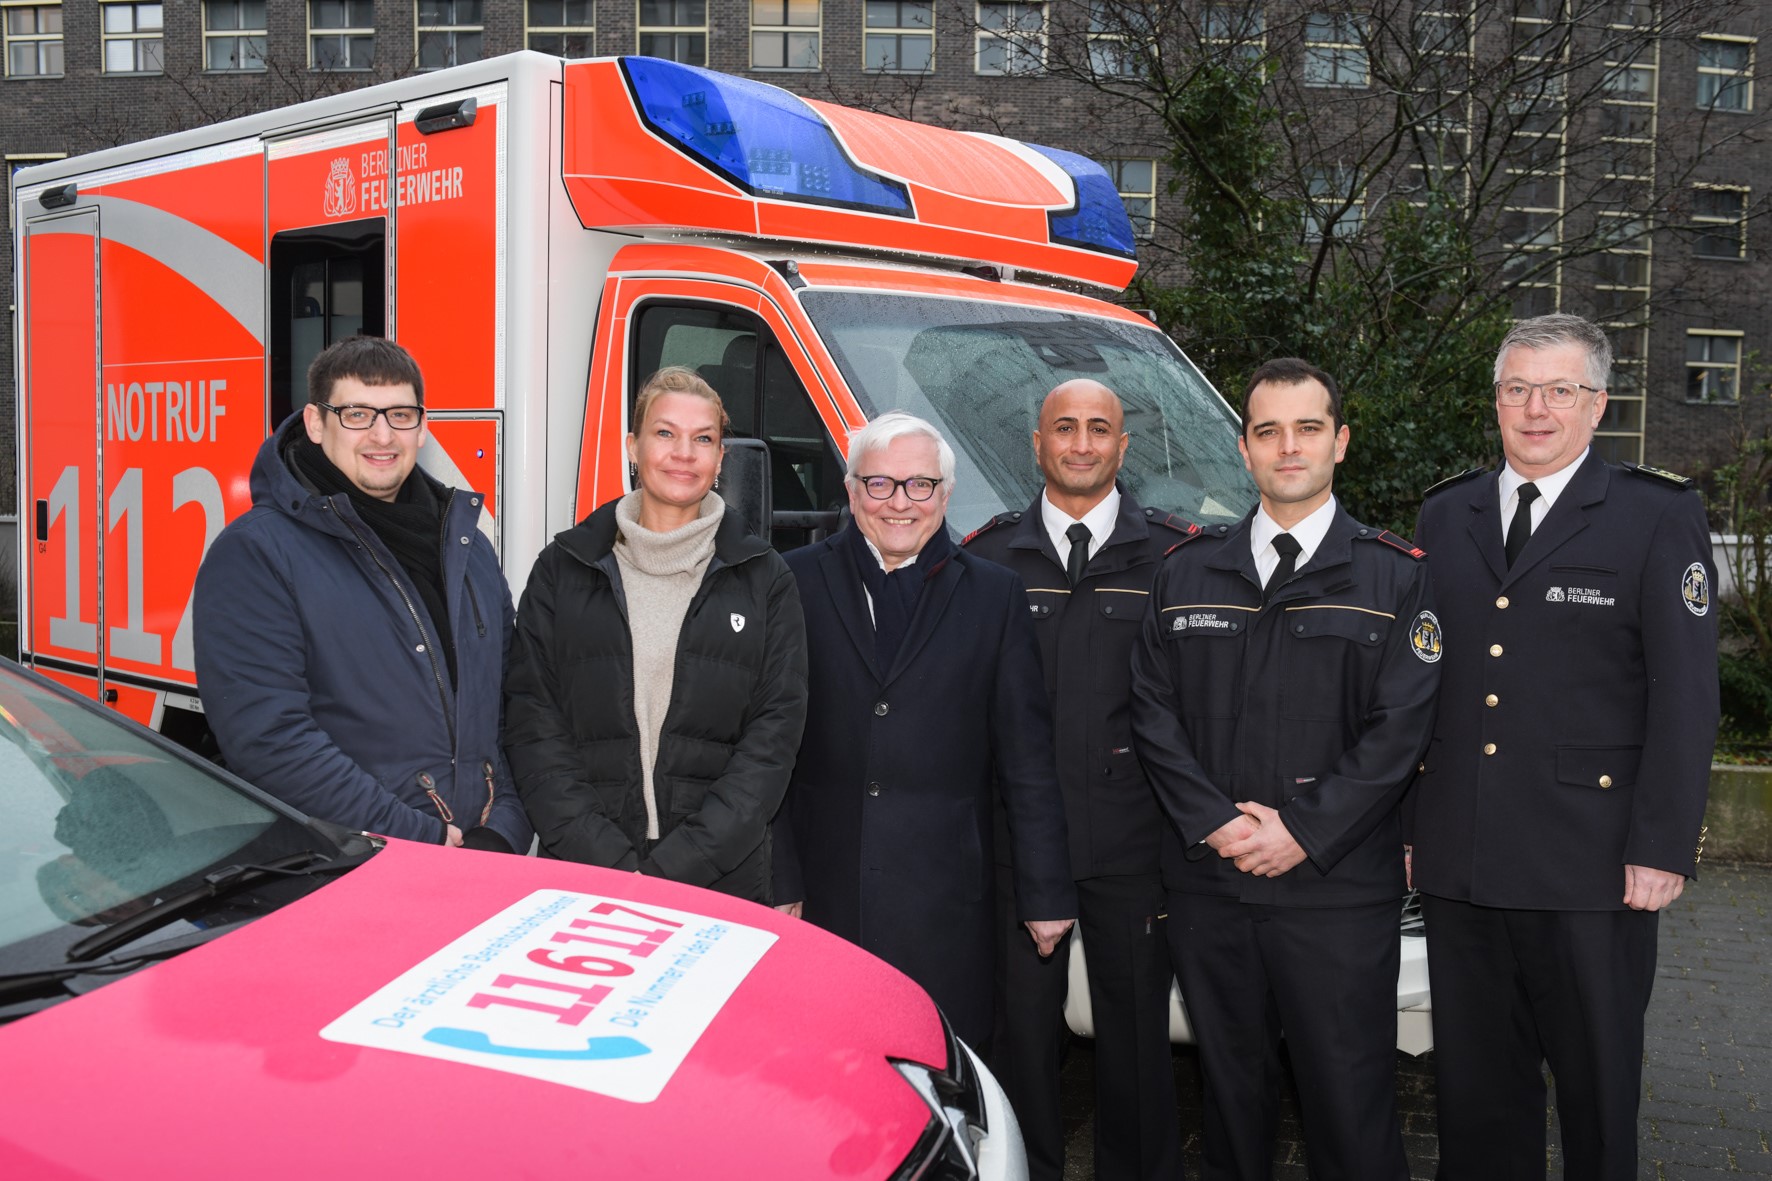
638, 0, 706, 65
1303, 12, 1366, 87
1304, 168, 1362, 240
203, 1, 265, 71
417, 0, 482, 69
1698, 36, 1754, 112
752, 0, 818, 70
1602, 44, 1656, 102
3, 3, 61, 77
976, 3, 1044, 75
8, 152, 64, 226
865, 1, 932, 73
101, 2, 163, 75
1107, 158, 1155, 237
1086, 0, 1141, 77
311, 0, 375, 70
1691, 186, 1748, 259
1202, 3, 1264, 64
1687, 330, 1743, 403
527, 1, 593, 56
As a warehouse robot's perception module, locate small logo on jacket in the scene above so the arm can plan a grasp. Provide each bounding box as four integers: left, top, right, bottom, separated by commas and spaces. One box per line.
1409, 611, 1442, 663
1682, 563, 1710, 617
1545, 586, 1566, 603
729, 613, 746, 633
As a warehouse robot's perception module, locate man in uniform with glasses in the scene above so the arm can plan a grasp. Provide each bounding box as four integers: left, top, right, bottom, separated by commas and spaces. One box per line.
774, 411, 1075, 1049
1410, 313, 1718, 1179
194, 336, 531, 855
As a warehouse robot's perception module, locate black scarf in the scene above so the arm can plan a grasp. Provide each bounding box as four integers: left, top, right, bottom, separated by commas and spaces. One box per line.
845, 519, 954, 673
290, 437, 457, 686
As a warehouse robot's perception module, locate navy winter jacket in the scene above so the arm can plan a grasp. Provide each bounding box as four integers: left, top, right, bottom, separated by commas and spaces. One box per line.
193, 413, 533, 851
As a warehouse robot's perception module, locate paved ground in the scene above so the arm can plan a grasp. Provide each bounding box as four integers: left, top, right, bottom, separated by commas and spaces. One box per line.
1057, 862, 1772, 1178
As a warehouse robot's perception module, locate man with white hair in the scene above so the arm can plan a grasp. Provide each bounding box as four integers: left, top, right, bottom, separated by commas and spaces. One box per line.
773, 411, 1076, 1046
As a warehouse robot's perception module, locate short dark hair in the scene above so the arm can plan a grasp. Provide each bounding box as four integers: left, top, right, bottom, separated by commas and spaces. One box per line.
1240, 357, 1343, 434
308, 336, 425, 407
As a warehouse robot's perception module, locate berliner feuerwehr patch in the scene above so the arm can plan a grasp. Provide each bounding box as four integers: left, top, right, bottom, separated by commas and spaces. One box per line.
1682, 563, 1711, 617
1410, 610, 1443, 663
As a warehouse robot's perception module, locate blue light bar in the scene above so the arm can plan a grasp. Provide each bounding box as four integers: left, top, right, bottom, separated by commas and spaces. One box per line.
620, 57, 912, 217
1026, 144, 1139, 259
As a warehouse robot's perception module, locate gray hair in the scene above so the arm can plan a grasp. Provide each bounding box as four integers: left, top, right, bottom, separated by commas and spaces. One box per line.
1493, 314, 1613, 390
845, 411, 958, 487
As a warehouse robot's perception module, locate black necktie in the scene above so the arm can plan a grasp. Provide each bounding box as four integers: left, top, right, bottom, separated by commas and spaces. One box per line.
1065, 522, 1092, 587
1265, 532, 1301, 602
1505, 483, 1541, 568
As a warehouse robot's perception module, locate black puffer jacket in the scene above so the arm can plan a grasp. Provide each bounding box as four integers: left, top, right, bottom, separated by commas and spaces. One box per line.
503, 499, 809, 903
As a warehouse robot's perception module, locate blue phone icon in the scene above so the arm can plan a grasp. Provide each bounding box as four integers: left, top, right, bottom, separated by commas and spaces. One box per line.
423, 1028, 652, 1061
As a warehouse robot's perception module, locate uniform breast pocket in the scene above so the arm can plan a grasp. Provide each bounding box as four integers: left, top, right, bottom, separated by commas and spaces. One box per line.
1165, 622, 1245, 719
1281, 606, 1391, 720
1547, 565, 1625, 621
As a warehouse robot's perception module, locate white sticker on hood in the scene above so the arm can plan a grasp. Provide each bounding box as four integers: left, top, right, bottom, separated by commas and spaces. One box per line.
321, 890, 776, 1103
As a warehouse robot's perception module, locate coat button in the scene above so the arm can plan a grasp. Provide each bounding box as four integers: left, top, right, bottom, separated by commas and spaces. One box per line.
471, 497, 480, 507
460, 536, 471, 545
1368, 632, 1379, 641
867, 782, 881, 796
1490, 644, 1503, 657
1483, 743, 1497, 755
1294, 624, 1305, 634
1485, 694, 1498, 707
874, 701, 889, 716
1104, 606, 1114, 615
1599, 775, 1613, 789
416, 644, 426, 653
1496, 596, 1510, 609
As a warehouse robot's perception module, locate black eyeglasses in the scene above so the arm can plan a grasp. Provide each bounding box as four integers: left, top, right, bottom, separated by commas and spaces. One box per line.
854, 475, 943, 502
316, 402, 426, 430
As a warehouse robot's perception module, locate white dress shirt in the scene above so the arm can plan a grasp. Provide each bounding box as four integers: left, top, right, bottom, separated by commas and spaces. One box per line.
1497, 448, 1588, 541
1249, 496, 1339, 586
1041, 487, 1122, 573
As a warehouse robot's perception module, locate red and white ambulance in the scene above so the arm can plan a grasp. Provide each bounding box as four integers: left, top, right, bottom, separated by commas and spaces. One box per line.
10, 50, 1256, 733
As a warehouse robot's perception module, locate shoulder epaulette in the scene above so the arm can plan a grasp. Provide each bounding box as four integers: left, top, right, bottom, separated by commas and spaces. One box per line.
961, 510, 1022, 548
1143, 507, 1198, 536
1623, 461, 1695, 489
1163, 521, 1222, 556
1423, 467, 1486, 498
1359, 528, 1426, 560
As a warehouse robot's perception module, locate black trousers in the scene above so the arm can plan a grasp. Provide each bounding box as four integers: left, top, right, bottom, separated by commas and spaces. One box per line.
1166, 891, 1408, 1181
988, 865, 1179, 1181
1422, 894, 1660, 1181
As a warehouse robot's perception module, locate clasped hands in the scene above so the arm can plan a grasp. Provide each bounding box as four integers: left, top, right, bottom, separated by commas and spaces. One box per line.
1208, 802, 1307, 878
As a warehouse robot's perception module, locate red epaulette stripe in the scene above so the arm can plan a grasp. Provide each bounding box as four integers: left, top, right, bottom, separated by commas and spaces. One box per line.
1163, 523, 1204, 556
1375, 530, 1426, 559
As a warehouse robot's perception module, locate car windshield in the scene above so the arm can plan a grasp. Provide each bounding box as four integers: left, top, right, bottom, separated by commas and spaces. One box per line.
0, 665, 323, 971
800, 290, 1257, 532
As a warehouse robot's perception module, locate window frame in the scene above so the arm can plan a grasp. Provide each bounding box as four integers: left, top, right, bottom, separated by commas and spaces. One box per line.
415, 0, 484, 71
1691, 184, 1749, 260
750, 0, 820, 71
2, 1, 62, 78
202, 0, 267, 73
525, 1, 594, 57
99, 1, 163, 76
1302, 11, 1367, 88
1303, 166, 1364, 241
1106, 157, 1156, 238
975, 1, 1045, 77
309, 0, 376, 71
1685, 329, 1744, 404
864, 0, 933, 74
637, 0, 708, 67
1697, 34, 1754, 113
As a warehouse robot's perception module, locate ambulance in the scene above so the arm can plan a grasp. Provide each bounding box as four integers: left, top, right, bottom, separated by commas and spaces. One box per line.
10, 49, 1255, 733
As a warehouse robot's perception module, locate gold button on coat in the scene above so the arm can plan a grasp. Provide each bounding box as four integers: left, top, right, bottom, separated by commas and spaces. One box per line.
1485, 694, 1499, 707
1599, 775, 1613, 789
1490, 644, 1504, 657
1496, 596, 1510, 609
1483, 743, 1497, 755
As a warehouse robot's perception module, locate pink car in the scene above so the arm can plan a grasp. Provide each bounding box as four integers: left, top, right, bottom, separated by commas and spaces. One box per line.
0, 662, 1025, 1179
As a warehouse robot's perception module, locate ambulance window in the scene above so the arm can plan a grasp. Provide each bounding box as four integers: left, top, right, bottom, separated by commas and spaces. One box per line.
631, 301, 846, 549
269, 218, 386, 425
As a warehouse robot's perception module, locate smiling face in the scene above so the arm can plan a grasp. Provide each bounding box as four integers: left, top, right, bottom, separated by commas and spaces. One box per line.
848, 433, 950, 570
1032, 380, 1129, 517
1237, 377, 1349, 527
1495, 342, 1607, 481
626, 392, 724, 519
303, 375, 427, 502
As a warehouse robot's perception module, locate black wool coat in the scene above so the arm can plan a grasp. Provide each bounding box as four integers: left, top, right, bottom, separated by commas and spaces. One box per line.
774, 523, 1076, 1044
503, 498, 808, 904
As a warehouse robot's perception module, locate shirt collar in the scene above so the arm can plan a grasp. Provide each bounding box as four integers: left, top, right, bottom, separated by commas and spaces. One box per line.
1040, 486, 1121, 559
862, 535, 918, 572
1250, 495, 1338, 568
1499, 448, 1589, 512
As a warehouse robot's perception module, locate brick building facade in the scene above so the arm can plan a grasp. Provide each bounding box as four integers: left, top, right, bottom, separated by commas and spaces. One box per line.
4, 0, 1771, 527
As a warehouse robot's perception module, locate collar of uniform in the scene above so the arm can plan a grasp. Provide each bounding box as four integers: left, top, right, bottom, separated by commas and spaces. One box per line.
1498, 447, 1588, 519
1250, 495, 1339, 575
1040, 486, 1121, 564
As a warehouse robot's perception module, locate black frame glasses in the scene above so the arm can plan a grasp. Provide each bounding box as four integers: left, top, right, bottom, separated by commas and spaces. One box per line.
316, 402, 426, 430
854, 474, 943, 502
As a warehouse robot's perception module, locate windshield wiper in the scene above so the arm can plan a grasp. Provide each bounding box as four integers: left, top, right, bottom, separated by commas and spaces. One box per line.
63, 849, 375, 963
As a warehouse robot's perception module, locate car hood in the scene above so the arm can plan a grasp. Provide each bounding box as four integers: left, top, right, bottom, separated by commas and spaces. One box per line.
0, 840, 943, 1179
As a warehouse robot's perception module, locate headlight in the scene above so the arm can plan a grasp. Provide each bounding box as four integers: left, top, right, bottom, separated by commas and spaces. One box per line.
888, 1013, 988, 1180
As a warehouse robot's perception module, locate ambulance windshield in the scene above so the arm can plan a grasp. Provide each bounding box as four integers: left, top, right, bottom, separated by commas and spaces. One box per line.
801, 291, 1257, 531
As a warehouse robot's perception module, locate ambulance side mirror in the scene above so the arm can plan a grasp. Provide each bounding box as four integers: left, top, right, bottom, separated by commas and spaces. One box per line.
719, 438, 774, 542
